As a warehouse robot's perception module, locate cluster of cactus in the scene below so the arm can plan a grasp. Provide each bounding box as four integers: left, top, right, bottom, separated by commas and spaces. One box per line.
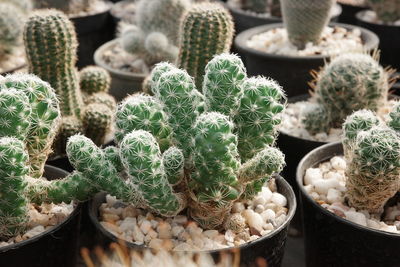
121, 0, 190, 66
342, 106, 400, 214
0, 73, 93, 240
280, 0, 334, 49
365, 0, 400, 23
67, 53, 287, 229
239, 0, 281, 16
23, 10, 116, 154
177, 2, 234, 88
303, 53, 390, 135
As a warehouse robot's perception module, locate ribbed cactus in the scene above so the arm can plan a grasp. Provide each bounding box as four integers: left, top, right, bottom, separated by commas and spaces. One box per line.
177, 3, 234, 88
365, 0, 400, 23
0, 3, 25, 60
143, 62, 176, 95
303, 53, 389, 135
121, 0, 189, 65
389, 102, 400, 132
24, 10, 116, 155
280, 0, 334, 48
302, 104, 330, 135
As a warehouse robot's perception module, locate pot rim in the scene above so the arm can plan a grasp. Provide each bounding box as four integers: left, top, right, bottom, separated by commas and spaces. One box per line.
356, 10, 400, 28
296, 141, 400, 238
234, 22, 379, 61
94, 38, 147, 81
224, 1, 281, 20
88, 175, 297, 253
68, 0, 112, 20
0, 165, 81, 253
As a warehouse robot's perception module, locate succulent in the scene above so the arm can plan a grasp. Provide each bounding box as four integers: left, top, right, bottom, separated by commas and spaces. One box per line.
343, 111, 400, 213
0, 3, 25, 61
121, 0, 190, 66
303, 53, 389, 135
24, 10, 116, 155
0, 74, 93, 240
280, 0, 334, 49
177, 3, 234, 88
68, 53, 286, 229
365, 0, 400, 23
389, 101, 400, 132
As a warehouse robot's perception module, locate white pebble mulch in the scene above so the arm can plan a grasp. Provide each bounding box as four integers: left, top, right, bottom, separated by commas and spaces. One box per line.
246, 26, 363, 57
303, 156, 400, 234
99, 179, 289, 251
0, 202, 74, 247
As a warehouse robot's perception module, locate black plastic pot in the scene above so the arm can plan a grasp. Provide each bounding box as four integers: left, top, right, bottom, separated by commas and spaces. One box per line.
337, 2, 367, 25
87, 175, 296, 267
356, 10, 400, 70
296, 142, 400, 267
70, 1, 116, 68
46, 156, 74, 173
234, 23, 379, 97
0, 165, 81, 267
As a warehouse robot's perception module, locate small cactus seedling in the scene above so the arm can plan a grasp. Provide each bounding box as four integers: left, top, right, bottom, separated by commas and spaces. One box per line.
365, 0, 400, 23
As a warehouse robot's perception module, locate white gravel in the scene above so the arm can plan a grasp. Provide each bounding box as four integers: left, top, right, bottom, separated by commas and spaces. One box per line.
246, 26, 363, 57
99, 179, 289, 251
303, 156, 400, 234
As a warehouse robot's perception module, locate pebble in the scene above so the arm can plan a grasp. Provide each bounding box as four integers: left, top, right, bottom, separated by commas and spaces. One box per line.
261, 209, 276, 221
313, 178, 340, 195
242, 210, 264, 232
271, 193, 287, 207
304, 168, 323, 186
326, 188, 342, 204
158, 222, 172, 239
23, 225, 45, 240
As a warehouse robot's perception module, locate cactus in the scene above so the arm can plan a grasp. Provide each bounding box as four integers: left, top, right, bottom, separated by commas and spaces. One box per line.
303, 53, 389, 134
0, 3, 25, 61
84, 92, 117, 111
177, 3, 234, 88
302, 104, 330, 135
79, 66, 111, 95
365, 0, 400, 23
82, 103, 113, 146
121, 0, 190, 65
280, 0, 334, 49
143, 62, 176, 95
388, 101, 400, 132
162, 146, 185, 186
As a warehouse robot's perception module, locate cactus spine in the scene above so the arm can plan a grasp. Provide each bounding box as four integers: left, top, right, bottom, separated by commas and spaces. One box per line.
178, 3, 234, 88
79, 66, 111, 95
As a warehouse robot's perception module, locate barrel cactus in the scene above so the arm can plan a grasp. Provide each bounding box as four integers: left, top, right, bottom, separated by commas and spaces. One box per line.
365, 0, 400, 23
67, 53, 286, 229
24, 10, 116, 152
0, 73, 93, 240
303, 53, 389, 135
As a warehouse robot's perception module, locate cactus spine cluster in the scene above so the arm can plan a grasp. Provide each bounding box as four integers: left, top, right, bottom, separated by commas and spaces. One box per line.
24, 10, 116, 153
280, 0, 334, 49
67, 53, 286, 229
365, 0, 400, 23
0, 73, 94, 240
121, 0, 190, 66
177, 3, 234, 88
303, 53, 389, 135
343, 109, 400, 214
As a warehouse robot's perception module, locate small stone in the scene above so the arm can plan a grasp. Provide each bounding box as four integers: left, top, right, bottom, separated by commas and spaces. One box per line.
232, 202, 245, 213
243, 210, 263, 232
122, 206, 137, 218
102, 213, 120, 223
260, 187, 273, 202
148, 238, 164, 249
367, 219, 381, 230
271, 193, 287, 207
314, 179, 340, 195
261, 230, 272, 236
172, 215, 188, 225
147, 228, 158, 239
330, 156, 346, 170
224, 230, 235, 242
274, 214, 286, 227
304, 168, 323, 185
157, 222, 172, 239
345, 211, 367, 226
150, 220, 159, 228
22, 225, 45, 239
253, 196, 266, 206
172, 225, 184, 237
133, 225, 145, 242
106, 195, 117, 207
249, 235, 259, 241
326, 188, 342, 204
101, 221, 121, 234
261, 209, 276, 221
264, 203, 277, 212
119, 217, 137, 232
203, 230, 218, 239
173, 242, 192, 251
255, 205, 265, 213
263, 223, 274, 230
140, 220, 152, 234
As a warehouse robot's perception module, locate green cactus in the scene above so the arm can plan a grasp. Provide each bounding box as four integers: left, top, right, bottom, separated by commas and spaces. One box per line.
280, 0, 334, 49
82, 103, 113, 146
143, 62, 176, 95
177, 3, 234, 88
79, 66, 111, 95
365, 0, 400, 23
53, 116, 82, 156
162, 146, 185, 186
84, 92, 117, 111
203, 54, 247, 117
302, 104, 330, 135
303, 53, 389, 134
0, 3, 25, 61
389, 101, 400, 132
104, 146, 123, 173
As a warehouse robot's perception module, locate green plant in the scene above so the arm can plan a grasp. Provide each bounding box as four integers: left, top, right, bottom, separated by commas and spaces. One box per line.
389, 101, 400, 132
0, 3, 25, 61
280, 0, 334, 49
121, 0, 190, 66
24, 10, 116, 151
0, 74, 93, 240
343, 110, 400, 213
68, 53, 286, 229
177, 3, 234, 88
303, 53, 389, 135
365, 0, 400, 23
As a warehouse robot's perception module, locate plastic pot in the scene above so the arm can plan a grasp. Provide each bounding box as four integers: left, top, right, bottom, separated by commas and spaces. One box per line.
234, 23, 379, 97
296, 142, 400, 267
46, 156, 74, 173
94, 39, 146, 101
110, 0, 136, 25
356, 10, 400, 70
87, 175, 296, 267
337, 1, 367, 25
70, 1, 116, 68
0, 165, 81, 267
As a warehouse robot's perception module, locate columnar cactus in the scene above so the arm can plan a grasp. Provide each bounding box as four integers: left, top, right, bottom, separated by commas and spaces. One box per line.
177, 3, 234, 87
121, 0, 190, 65
365, 0, 400, 23
303, 53, 389, 135
0, 3, 25, 61
24, 10, 116, 153
280, 0, 334, 48
388, 102, 400, 132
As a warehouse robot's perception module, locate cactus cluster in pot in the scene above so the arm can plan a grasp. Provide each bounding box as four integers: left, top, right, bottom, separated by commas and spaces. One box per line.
23, 10, 116, 154
365, 0, 400, 23
302, 52, 392, 135
0, 73, 93, 240
67, 53, 287, 230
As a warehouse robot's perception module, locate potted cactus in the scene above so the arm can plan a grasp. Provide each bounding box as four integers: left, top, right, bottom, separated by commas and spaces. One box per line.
23, 10, 116, 164
0, 73, 94, 267
356, 0, 400, 71
234, 0, 379, 97
224, 0, 342, 34
34, 0, 115, 68
296, 108, 400, 266
68, 54, 295, 266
